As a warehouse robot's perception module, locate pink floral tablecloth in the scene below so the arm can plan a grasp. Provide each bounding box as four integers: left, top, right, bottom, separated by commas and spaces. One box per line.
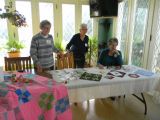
0, 72, 72, 120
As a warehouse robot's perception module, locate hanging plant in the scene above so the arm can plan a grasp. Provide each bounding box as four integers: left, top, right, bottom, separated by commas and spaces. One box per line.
0, 10, 27, 27
0, 2, 27, 27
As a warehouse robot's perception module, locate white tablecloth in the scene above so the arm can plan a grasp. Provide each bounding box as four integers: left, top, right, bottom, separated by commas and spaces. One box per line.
49, 65, 160, 102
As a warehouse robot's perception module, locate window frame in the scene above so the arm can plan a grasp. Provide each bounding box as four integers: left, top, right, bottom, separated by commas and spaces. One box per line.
115, 0, 155, 68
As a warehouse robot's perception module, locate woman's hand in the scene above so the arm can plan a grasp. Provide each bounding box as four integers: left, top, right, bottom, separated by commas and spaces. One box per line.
113, 49, 119, 55
64, 50, 72, 57
57, 51, 64, 58
109, 49, 119, 57
37, 65, 42, 73
115, 66, 121, 69
98, 64, 104, 69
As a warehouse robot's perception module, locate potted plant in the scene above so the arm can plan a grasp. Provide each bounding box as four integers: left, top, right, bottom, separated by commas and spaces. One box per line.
54, 39, 65, 52
5, 39, 25, 57
86, 37, 98, 66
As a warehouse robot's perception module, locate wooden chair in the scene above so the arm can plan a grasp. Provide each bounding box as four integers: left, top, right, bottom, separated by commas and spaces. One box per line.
4, 56, 32, 72
56, 52, 74, 70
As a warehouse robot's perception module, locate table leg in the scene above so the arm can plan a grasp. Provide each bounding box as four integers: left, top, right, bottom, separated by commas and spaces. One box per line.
132, 93, 147, 115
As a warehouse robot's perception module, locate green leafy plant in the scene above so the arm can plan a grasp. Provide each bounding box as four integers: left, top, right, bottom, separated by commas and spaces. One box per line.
86, 37, 98, 66
5, 39, 25, 53
54, 39, 65, 52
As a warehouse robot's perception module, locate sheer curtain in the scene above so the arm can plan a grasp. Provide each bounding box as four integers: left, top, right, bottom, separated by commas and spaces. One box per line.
148, 0, 160, 104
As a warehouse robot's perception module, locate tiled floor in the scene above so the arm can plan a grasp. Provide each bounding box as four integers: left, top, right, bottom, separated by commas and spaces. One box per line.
71, 93, 160, 120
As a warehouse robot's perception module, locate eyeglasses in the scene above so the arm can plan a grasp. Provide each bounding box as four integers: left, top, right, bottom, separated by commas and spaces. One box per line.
42, 27, 51, 30
81, 29, 88, 30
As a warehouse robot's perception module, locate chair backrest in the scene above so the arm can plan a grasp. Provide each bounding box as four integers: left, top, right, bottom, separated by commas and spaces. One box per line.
56, 52, 74, 70
4, 56, 32, 72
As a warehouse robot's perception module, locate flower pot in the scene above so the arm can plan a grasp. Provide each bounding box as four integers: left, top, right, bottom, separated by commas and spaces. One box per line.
8, 51, 20, 58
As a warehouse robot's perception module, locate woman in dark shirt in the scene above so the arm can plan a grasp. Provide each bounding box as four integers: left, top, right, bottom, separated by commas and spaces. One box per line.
98, 38, 123, 100
98, 38, 123, 69
66, 24, 89, 68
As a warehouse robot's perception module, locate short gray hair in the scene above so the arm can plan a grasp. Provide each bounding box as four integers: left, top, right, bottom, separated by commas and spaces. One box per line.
40, 20, 51, 29
80, 23, 87, 29
108, 38, 119, 45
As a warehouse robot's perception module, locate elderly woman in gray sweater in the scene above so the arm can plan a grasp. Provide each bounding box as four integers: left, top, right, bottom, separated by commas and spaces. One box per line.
30, 20, 62, 73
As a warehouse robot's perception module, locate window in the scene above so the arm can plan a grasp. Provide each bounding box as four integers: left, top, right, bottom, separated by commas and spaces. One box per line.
39, 2, 54, 37
130, 0, 149, 66
0, 0, 8, 66
16, 1, 33, 57
116, 0, 129, 60
62, 4, 75, 44
82, 5, 93, 37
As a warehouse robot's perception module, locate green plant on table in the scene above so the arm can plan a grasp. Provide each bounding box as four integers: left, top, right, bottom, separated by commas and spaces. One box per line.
5, 38, 25, 53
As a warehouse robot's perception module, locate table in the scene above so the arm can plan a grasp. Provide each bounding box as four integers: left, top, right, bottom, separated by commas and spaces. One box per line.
49, 65, 160, 115
0, 72, 72, 120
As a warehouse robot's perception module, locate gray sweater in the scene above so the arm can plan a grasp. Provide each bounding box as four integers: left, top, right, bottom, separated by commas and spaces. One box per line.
30, 33, 59, 68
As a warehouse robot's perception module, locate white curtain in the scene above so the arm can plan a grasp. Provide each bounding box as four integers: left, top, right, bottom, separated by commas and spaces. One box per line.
149, 0, 160, 104
153, 54, 160, 104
